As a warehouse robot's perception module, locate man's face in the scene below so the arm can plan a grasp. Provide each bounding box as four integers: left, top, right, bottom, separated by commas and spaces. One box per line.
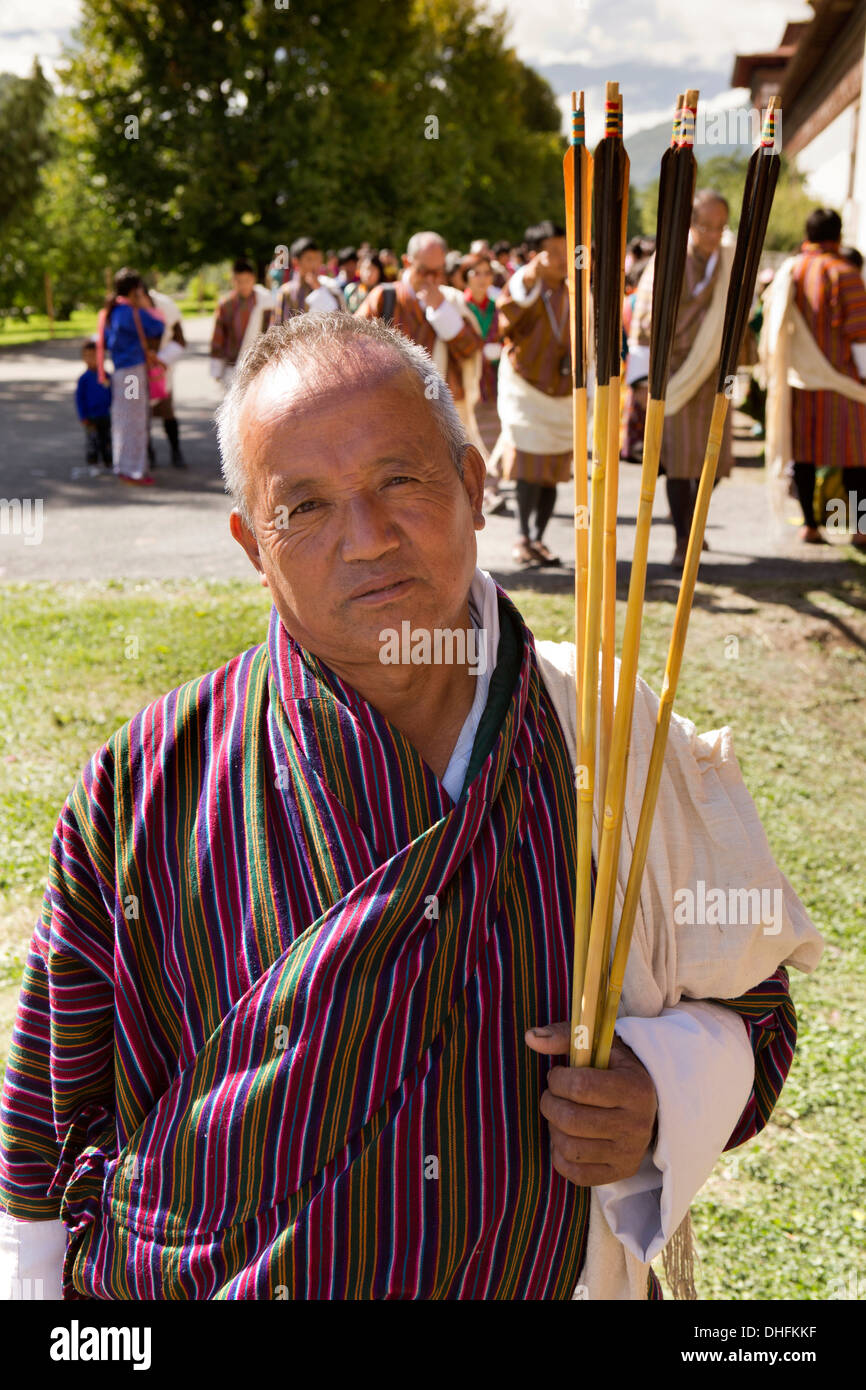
234, 271, 256, 298
537, 236, 568, 282
404, 244, 446, 295
296, 249, 323, 281
691, 200, 727, 257
231, 360, 486, 676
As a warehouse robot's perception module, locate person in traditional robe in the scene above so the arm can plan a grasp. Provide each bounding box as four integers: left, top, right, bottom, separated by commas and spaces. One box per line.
355, 230, 484, 459
761, 207, 866, 547
344, 253, 384, 314
629, 191, 736, 566
491, 221, 573, 568
335, 247, 359, 291
461, 254, 503, 499
209, 259, 274, 391
0, 313, 821, 1301
272, 237, 346, 323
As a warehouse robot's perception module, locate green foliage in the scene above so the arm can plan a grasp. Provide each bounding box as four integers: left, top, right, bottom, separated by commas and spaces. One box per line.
54, 0, 565, 270
626, 185, 643, 241
0, 80, 139, 321
0, 64, 54, 232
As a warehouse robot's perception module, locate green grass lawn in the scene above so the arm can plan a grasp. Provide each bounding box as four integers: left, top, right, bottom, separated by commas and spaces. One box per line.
0, 302, 216, 350
0, 310, 100, 349
176, 298, 217, 317
1, 572, 864, 1300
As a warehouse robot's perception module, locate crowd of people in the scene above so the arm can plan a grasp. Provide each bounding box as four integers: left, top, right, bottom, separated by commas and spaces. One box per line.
84, 202, 866, 560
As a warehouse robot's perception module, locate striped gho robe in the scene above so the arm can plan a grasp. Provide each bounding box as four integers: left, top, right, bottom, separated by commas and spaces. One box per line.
355, 281, 479, 403
496, 276, 573, 486
209, 291, 270, 369
0, 593, 795, 1299
790, 241, 866, 468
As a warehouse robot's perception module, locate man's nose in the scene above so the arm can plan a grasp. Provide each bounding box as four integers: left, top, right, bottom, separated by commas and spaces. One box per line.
339, 494, 400, 561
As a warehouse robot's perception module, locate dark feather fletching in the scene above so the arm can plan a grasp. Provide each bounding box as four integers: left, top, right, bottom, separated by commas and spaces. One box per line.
716, 147, 780, 392
593, 136, 628, 385
648, 143, 696, 399
570, 143, 591, 391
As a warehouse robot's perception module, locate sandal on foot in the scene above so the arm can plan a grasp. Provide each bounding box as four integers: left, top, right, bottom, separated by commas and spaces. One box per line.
528, 540, 561, 566
512, 538, 537, 566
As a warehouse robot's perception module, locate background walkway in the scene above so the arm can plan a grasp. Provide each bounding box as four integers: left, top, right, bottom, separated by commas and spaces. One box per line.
0, 315, 857, 587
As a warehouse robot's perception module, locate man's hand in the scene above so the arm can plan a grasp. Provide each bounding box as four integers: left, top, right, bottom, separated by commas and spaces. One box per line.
525, 1022, 658, 1187
415, 278, 444, 311
521, 255, 540, 289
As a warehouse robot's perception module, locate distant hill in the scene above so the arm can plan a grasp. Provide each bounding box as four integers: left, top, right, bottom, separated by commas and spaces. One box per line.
530, 61, 754, 189
625, 109, 752, 189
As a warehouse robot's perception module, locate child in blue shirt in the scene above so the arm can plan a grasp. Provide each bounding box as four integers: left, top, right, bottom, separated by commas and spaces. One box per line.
75, 340, 112, 469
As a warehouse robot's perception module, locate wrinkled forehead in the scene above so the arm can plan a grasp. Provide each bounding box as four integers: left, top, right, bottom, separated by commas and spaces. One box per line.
238, 350, 429, 445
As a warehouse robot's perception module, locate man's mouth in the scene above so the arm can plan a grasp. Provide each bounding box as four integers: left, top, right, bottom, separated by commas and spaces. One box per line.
349, 577, 415, 605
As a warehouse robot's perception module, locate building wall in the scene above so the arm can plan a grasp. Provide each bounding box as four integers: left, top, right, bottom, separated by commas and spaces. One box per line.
795, 103, 858, 214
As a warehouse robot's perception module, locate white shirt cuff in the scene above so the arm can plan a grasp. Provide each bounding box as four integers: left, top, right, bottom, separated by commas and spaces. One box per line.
594, 999, 755, 1263
625, 342, 650, 385
507, 264, 542, 307
0, 1211, 66, 1300
424, 297, 464, 342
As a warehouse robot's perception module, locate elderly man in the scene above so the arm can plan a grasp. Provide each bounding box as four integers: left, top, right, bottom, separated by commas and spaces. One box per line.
356, 231, 484, 456
629, 191, 736, 566
0, 314, 820, 1301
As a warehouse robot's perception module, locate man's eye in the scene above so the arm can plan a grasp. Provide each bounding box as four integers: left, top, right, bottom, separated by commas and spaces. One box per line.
385, 475, 412, 487
291, 500, 320, 516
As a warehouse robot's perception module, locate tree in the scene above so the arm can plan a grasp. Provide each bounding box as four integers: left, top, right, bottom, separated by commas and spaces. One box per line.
0, 62, 53, 233
56, 0, 566, 272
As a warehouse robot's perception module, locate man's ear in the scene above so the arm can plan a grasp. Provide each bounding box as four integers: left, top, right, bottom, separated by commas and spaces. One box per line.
461, 447, 487, 530
229, 509, 264, 576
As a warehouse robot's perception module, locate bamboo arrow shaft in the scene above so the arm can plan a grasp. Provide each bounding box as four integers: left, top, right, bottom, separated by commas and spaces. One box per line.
594, 390, 729, 1067
581, 92, 689, 1066
571, 381, 608, 1065
581, 395, 666, 1059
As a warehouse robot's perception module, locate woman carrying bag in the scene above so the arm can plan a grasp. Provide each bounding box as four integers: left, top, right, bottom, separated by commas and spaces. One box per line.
97, 268, 165, 486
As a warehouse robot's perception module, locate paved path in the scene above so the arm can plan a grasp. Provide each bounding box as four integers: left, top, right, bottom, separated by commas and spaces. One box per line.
0, 316, 858, 588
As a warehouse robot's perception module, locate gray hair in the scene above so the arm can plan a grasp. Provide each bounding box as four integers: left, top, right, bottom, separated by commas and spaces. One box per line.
405, 230, 447, 262
214, 311, 470, 531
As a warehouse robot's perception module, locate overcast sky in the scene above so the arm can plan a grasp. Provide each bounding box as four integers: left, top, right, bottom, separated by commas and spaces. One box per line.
3, 0, 813, 134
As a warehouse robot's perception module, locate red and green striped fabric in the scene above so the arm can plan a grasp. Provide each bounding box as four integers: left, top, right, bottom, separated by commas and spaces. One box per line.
0, 592, 796, 1299
791, 240, 866, 469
